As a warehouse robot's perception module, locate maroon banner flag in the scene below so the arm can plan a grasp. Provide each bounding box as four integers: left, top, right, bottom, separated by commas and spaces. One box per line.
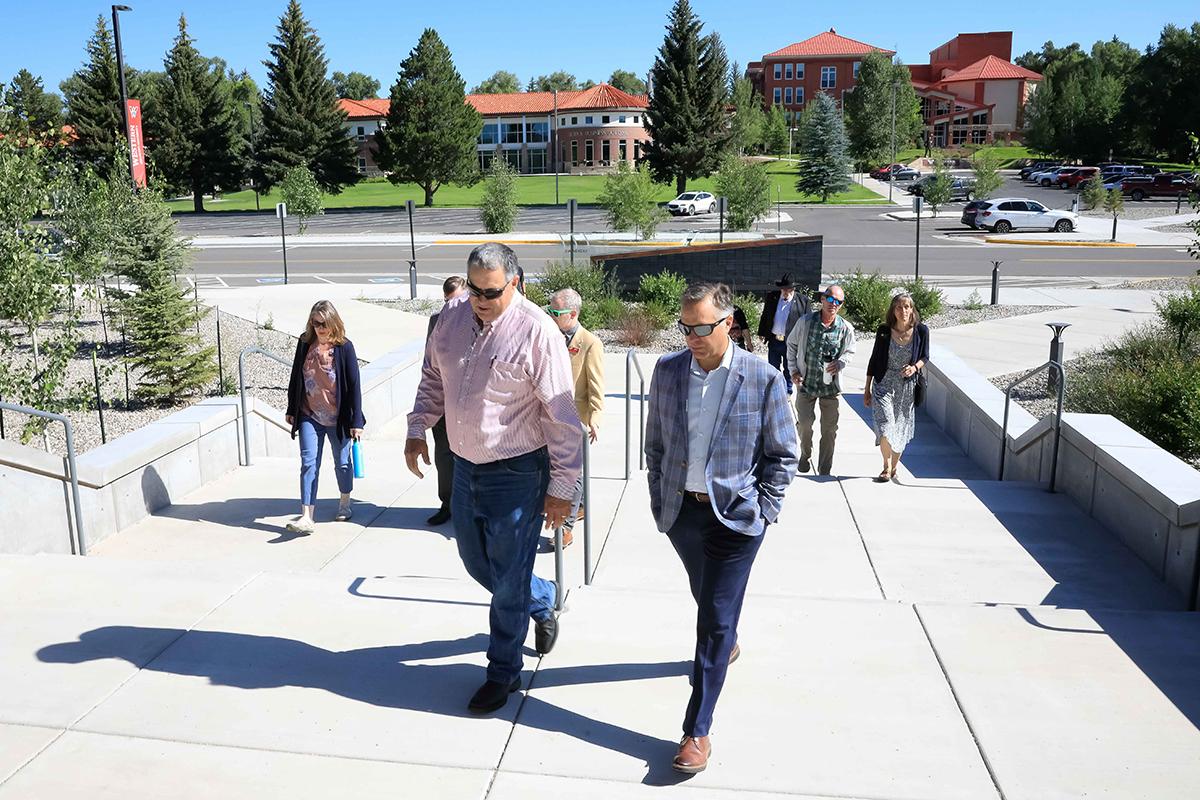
126, 99, 146, 188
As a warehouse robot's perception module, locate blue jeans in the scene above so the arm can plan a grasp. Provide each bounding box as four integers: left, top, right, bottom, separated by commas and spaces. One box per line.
451, 448, 557, 684
298, 417, 353, 506
767, 339, 793, 395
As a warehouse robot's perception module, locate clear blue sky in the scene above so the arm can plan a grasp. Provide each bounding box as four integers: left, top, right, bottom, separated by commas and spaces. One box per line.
2, 0, 1196, 96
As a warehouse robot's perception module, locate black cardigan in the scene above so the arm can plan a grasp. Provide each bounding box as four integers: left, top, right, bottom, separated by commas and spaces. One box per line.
285, 337, 366, 440
866, 322, 930, 379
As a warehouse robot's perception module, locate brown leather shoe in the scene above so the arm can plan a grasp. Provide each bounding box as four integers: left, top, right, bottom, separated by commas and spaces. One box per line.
672, 735, 711, 773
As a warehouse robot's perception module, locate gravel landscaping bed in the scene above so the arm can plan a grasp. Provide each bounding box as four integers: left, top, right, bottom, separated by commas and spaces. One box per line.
1080, 206, 1193, 221
1147, 222, 1197, 234
2, 305, 299, 457
1109, 276, 1200, 291
368, 299, 1061, 354
989, 353, 1101, 420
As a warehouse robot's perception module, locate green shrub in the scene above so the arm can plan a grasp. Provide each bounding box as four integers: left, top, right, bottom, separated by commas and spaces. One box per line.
1155, 285, 1200, 352
539, 260, 617, 304
639, 270, 687, 308
582, 296, 627, 330
523, 281, 548, 308
900, 277, 944, 320
836, 269, 892, 331
638, 301, 676, 329
478, 158, 517, 234
963, 289, 984, 311
734, 292, 762, 334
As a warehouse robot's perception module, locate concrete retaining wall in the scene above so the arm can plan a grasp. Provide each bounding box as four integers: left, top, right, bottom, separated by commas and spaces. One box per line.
0, 340, 424, 556
925, 343, 1200, 604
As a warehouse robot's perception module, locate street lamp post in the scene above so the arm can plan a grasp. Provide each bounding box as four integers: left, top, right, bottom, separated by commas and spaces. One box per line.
889, 81, 898, 203
245, 101, 260, 211
553, 89, 559, 205
111, 5, 133, 184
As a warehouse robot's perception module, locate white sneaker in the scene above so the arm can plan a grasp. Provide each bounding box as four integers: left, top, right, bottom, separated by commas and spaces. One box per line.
286, 516, 315, 534
335, 503, 353, 521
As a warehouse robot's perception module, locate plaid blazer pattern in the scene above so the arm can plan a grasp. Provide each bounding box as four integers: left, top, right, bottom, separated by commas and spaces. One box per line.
645, 346, 799, 536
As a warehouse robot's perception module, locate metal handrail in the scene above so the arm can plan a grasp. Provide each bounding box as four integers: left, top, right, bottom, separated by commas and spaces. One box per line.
999, 359, 1067, 492
0, 401, 86, 555
238, 346, 293, 466
553, 429, 594, 607
624, 349, 647, 479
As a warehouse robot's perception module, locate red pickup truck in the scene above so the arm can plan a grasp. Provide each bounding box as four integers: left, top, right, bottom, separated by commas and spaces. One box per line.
1059, 167, 1100, 189
1120, 173, 1197, 201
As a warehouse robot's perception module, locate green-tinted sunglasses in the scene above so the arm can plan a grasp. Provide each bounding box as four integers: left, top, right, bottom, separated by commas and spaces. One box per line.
544, 306, 574, 317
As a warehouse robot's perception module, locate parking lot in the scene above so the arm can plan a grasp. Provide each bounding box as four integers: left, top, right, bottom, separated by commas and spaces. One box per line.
890, 171, 1190, 213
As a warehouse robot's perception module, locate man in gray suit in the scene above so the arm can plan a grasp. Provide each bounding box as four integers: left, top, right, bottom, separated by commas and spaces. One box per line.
645, 282, 799, 774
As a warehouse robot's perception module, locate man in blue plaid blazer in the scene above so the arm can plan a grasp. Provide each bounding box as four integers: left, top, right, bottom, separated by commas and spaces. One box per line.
645, 282, 799, 774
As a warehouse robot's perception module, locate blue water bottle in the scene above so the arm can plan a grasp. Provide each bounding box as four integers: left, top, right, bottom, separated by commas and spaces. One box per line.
352, 439, 365, 479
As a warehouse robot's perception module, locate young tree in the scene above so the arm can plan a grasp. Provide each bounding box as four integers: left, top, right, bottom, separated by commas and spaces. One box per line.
157, 16, 245, 212
1103, 187, 1124, 242
609, 69, 647, 95
108, 177, 216, 404
844, 53, 922, 170
795, 92, 851, 202
728, 77, 765, 155
471, 70, 520, 94
478, 157, 517, 233
3, 70, 63, 134
762, 104, 788, 154
644, 0, 729, 194
527, 72, 579, 92
921, 154, 954, 215
279, 165, 323, 233
63, 16, 124, 169
375, 28, 482, 207
715, 154, 771, 230
597, 161, 665, 240
331, 70, 380, 99
255, 0, 360, 194
970, 150, 1003, 199
1081, 171, 1106, 210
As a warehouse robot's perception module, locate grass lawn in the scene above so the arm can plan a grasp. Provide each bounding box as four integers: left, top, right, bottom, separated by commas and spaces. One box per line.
167, 160, 882, 213
893, 144, 1037, 168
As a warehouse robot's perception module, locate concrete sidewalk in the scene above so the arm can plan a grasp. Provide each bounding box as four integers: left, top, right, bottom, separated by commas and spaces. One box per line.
3, 341, 1198, 799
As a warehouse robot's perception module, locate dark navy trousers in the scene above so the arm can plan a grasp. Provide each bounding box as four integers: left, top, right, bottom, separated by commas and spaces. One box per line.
666, 495, 764, 737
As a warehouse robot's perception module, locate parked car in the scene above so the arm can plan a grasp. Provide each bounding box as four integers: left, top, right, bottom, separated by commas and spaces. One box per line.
960, 199, 988, 229
974, 198, 1078, 233
869, 163, 906, 180
666, 191, 717, 216
908, 175, 976, 200
1100, 165, 1150, 179
1059, 167, 1100, 189
1037, 167, 1083, 187
1020, 160, 1062, 181
1119, 174, 1197, 201
889, 166, 922, 181
1025, 166, 1063, 184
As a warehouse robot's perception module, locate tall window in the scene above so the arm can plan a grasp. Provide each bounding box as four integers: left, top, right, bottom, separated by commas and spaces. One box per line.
618, 139, 627, 160
773, 63, 782, 79
796, 87, 804, 106
356, 126, 366, 141
773, 87, 781, 105
821, 66, 836, 89
502, 122, 522, 144
784, 87, 792, 104
357, 157, 367, 173
585, 139, 593, 163
479, 151, 494, 171
796, 63, 804, 79
571, 140, 578, 165
633, 140, 641, 162
601, 140, 611, 162
527, 149, 546, 173
571, 116, 578, 125
478, 123, 499, 145
525, 121, 548, 143
785, 63, 793, 79
853, 61, 861, 79
504, 149, 521, 171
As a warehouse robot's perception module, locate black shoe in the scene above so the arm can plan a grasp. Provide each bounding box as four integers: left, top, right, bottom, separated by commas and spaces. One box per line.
467, 677, 521, 714
427, 506, 451, 526
534, 614, 559, 655
799, 458, 811, 474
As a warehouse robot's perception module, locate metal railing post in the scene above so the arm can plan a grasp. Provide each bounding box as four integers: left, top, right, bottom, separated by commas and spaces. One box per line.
239, 346, 294, 467
639, 372, 646, 471
999, 359, 1069, 492
583, 429, 593, 585
0, 401, 86, 555
624, 349, 647, 479
553, 526, 564, 611
624, 352, 632, 479
1049, 361, 1066, 494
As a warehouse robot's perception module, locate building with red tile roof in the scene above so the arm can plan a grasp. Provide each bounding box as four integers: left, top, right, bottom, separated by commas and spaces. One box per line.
339, 83, 651, 176
746, 29, 893, 118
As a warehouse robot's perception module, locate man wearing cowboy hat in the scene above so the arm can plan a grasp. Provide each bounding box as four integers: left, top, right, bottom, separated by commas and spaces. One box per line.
756, 272, 806, 395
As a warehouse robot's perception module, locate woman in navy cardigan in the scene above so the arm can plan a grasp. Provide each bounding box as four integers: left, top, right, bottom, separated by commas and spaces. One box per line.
283, 301, 365, 533
863, 293, 929, 482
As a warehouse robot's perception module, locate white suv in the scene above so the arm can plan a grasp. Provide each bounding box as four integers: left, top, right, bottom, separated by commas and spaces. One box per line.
975, 198, 1078, 233
666, 191, 717, 216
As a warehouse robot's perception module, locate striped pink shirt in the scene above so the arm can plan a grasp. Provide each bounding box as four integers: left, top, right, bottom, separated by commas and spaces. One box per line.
407, 294, 583, 499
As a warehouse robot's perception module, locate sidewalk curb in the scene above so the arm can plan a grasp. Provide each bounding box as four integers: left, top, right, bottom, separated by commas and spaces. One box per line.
983, 237, 1137, 248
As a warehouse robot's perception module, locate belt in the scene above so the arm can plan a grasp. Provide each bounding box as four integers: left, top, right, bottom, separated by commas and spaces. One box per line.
773, 334, 786, 342
684, 491, 710, 504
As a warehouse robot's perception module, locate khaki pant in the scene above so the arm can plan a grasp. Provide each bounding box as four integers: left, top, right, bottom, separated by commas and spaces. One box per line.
794, 392, 840, 475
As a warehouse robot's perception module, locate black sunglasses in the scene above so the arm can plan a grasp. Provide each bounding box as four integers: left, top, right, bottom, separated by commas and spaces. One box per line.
466, 278, 511, 301
677, 316, 729, 338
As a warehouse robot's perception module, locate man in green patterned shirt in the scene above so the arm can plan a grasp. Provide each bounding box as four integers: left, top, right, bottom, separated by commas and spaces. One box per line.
785, 284, 857, 475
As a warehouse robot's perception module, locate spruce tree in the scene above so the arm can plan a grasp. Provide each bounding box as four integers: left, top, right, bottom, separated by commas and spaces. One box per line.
109, 176, 216, 404
375, 28, 482, 207
3, 70, 64, 135
644, 0, 730, 195
796, 92, 851, 202
255, 0, 359, 194
63, 16, 124, 170
158, 16, 246, 212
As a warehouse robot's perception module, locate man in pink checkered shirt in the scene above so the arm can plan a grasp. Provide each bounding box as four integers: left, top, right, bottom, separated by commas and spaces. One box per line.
406, 242, 582, 715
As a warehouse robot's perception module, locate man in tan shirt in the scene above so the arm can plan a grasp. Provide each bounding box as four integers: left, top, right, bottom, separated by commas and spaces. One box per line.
546, 288, 603, 546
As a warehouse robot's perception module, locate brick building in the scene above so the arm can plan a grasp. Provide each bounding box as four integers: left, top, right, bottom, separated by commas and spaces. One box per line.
339, 83, 650, 177
745, 29, 894, 121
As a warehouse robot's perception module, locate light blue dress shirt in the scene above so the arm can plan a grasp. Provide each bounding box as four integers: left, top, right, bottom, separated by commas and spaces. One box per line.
685, 342, 734, 492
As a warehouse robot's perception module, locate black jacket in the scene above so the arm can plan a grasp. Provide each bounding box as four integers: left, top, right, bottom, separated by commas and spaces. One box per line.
286, 337, 366, 440
757, 291, 807, 340
866, 323, 930, 378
